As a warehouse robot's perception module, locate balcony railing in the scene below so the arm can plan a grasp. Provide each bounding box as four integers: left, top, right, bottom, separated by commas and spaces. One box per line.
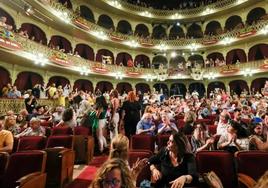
101, 0, 240, 18
40, 0, 268, 50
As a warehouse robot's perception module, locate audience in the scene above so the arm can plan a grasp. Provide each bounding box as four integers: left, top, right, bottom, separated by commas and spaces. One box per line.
15, 117, 45, 137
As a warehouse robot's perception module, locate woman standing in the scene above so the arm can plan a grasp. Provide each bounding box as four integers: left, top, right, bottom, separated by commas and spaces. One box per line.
109, 89, 120, 139
120, 91, 141, 139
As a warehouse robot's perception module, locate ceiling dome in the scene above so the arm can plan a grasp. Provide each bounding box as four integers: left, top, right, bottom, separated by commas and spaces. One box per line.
124, 0, 218, 10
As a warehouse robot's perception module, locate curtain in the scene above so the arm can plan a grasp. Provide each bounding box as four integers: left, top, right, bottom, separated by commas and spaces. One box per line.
229, 80, 249, 96
189, 83, 205, 97
74, 44, 94, 61
170, 83, 186, 96
95, 81, 113, 93
134, 55, 150, 68
251, 78, 268, 92
74, 79, 93, 92
48, 76, 70, 87
0, 67, 11, 96
96, 49, 114, 64
116, 53, 132, 66
207, 82, 226, 97
116, 83, 132, 95
135, 83, 150, 94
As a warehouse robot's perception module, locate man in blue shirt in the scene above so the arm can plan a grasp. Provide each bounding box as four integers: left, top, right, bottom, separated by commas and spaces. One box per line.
136, 113, 156, 136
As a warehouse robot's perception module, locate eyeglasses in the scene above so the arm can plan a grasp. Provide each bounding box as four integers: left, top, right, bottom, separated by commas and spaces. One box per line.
102, 178, 121, 187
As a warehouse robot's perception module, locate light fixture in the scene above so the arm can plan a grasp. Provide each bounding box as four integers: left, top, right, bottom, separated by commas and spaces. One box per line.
157, 43, 167, 51
109, 0, 121, 8
125, 40, 139, 48
24, 5, 33, 16
32, 53, 47, 66
260, 25, 268, 35
79, 66, 90, 76
145, 74, 154, 82
171, 52, 177, 58
203, 7, 213, 15
207, 72, 216, 80
188, 43, 199, 51
91, 30, 108, 40
141, 11, 152, 17
220, 37, 234, 45
241, 68, 254, 77
171, 13, 182, 19
176, 22, 180, 26
54, 11, 71, 24
115, 72, 124, 79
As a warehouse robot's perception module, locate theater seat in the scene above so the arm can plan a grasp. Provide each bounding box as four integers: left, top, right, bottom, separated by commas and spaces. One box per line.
46, 135, 74, 149
44, 148, 74, 188
130, 134, 155, 152
156, 134, 170, 151
51, 126, 73, 135
1, 151, 46, 188
0, 152, 9, 181
17, 136, 46, 151
196, 151, 237, 188
73, 126, 94, 164
235, 151, 268, 181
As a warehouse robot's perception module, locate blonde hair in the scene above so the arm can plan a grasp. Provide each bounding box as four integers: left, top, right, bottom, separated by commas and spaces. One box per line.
109, 134, 129, 161
254, 170, 268, 188
90, 158, 135, 188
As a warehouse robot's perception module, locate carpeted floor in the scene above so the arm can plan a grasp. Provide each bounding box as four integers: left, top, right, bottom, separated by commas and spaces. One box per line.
67, 155, 108, 188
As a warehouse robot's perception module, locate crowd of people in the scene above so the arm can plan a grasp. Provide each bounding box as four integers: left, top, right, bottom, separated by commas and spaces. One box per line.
1, 80, 268, 186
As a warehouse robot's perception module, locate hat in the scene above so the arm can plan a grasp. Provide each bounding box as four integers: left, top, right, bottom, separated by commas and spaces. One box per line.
252, 117, 262, 124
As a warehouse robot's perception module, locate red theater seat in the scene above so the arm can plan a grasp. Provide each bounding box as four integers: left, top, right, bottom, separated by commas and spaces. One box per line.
1, 151, 46, 188
17, 136, 46, 151
156, 134, 170, 151
130, 134, 155, 152
46, 135, 74, 149
196, 151, 237, 188
51, 126, 73, 135
235, 151, 268, 181
0, 152, 9, 181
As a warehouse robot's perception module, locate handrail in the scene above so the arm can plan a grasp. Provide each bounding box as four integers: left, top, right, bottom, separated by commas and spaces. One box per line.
42, 0, 268, 49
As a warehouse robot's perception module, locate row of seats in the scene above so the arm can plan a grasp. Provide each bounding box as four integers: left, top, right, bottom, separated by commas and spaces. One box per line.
0, 148, 74, 188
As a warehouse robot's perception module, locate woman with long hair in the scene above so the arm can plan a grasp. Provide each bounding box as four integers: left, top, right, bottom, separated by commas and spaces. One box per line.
109, 89, 120, 139
120, 91, 141, 139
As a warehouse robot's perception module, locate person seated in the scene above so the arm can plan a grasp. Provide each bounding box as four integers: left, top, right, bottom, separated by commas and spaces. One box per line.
148, 132, 198, 188
191, 123, 215, 154
56, 108, 77, 129
216, 109, 230, 136
136, 113, 156, 135
4, 115, 20, 136
90, 158, 136, 188
0, 118, 13, 152
249, 119, 266, 150
182, 111, 197, 135
217, 120, 250, 153
16, 117, 45, 137
157, 113, 178, 134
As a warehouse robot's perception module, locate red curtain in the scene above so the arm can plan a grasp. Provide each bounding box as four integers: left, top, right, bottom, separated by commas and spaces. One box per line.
14, 72, 43, 91
248, 44, 268, 61
0, 67, 11, 94
73, 79, 93, 92
74, 44, 94, 61
95, 81, 113, 93
207, 82, 226, 97
116, 52, 132, 66
49, 36, 72, 53
229, 80, 249, 96
135, 83, 150, 93
116, 82, 132, 95
207, 52, 224, 61
134, 55, 150, 68
20, 23, 47, 45
226, 49, 247, 64
251, 78, 268, 93
48, 76, 70, 87
0, 8, 16, 29
96, 49, 114, 64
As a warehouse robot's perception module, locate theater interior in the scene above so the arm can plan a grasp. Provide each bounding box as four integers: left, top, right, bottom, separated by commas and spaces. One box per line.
1, 0, 268, 188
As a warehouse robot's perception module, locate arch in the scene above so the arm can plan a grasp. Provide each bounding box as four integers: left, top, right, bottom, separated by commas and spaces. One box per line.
207, 82, 226, 97
95, 81, 113, 93
169, 56, 186, 68
0, 7, 16, 29
169, 25, 185, 39
152, 25, 166, 39
48, 76, 70, 87
80, 5, 95, 23
97, 14, 114, 30
74, 43, 94, 61
207, 52, 225, 61
58, 0, 72, 9
188, 54, 204, 65
189, 82, 205, 98
225, 15, 244, 31
187, 23, 203, 38
152, 55, 168, 69
73, 79, 93, 92
205, 21, 223, 35
14, 72, 43, 91
19, 23, 47, 45
229, 80, 249, 96
247, 7, 266, 25
117, 20, 132, 35
248, 44, 268, 61
153, 83, 169, 96
170, 83, 187, 96
135, 83, 150, 93
251, 77, 268, 93
116, 52, 132, 66
48, 35, 72, 53
0, 66, 11, 96
134, 54, 150, 68
96, 49, 114, 64
134, 24, 150, 37
226, 49, 247, 64
116, 82, 132, 95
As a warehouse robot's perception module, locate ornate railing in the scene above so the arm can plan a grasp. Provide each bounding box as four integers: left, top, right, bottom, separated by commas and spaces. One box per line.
102, 0, 240, 18
0, 99, 58, 115
39, 0, 268, 49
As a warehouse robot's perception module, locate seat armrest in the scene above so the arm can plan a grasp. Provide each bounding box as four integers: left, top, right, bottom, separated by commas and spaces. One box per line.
238, 173, 256, 188
16, 172, 46, 188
